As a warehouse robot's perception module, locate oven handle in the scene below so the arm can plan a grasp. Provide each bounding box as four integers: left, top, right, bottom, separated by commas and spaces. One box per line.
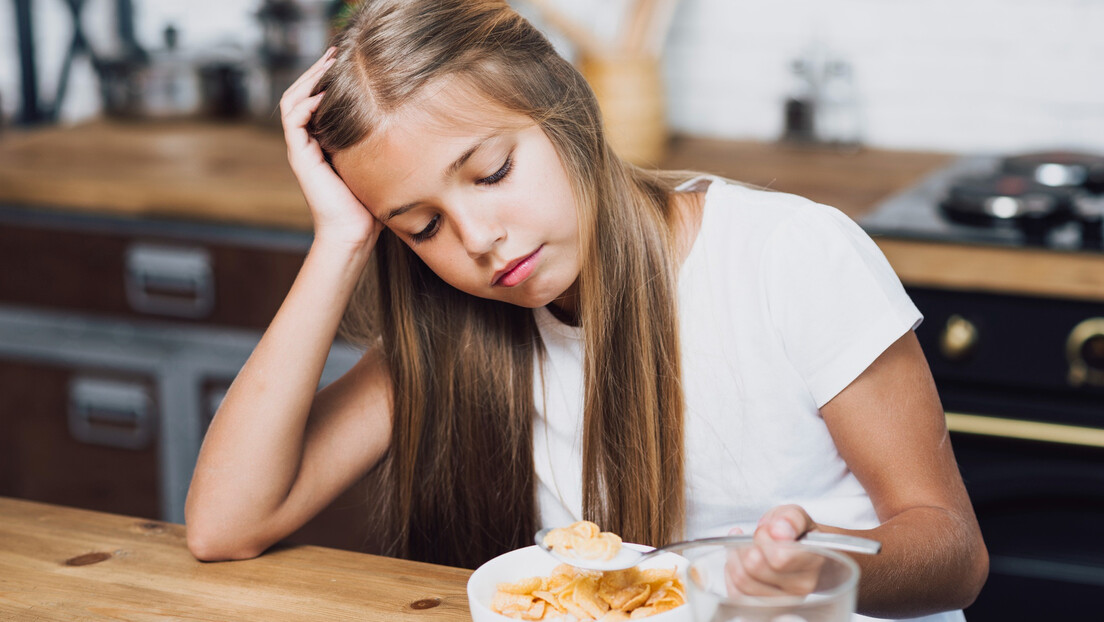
946, 412, 1104, 449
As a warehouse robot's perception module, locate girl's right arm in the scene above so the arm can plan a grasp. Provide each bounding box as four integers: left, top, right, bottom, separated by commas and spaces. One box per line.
184, 49, 390, 561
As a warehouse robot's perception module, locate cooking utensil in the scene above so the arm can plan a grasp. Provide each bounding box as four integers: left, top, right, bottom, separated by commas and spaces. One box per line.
620, 0, 681, 56
534, 529, 881, 571
525, 0, 608, 57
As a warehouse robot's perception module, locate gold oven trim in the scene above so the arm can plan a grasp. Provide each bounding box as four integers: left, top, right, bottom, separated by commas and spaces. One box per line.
946, 412, 1104, 449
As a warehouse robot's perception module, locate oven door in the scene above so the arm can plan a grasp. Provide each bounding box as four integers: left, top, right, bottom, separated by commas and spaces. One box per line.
908, 286, 1104, 621
948, 417, 1104, 620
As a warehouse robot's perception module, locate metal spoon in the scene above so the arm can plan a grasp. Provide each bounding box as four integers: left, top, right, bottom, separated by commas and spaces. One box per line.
534, 529, 881, 571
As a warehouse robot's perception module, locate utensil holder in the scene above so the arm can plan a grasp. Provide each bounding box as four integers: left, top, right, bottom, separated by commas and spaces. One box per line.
579, 54, 667, 166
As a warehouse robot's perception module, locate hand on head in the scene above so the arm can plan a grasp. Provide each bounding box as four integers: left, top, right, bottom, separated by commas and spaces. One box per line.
280, 48, 383, 251
723, 504, 826, 597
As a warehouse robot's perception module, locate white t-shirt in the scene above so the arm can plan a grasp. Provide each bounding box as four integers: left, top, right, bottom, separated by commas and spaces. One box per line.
532, 178, 963, 622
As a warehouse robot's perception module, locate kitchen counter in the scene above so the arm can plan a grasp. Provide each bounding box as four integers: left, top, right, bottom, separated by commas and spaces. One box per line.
0, 496, 472, 621
1, 121, 1101, 301
0, 121, 945, 230
0, 121, 308, 230
663, 136, 1104, 303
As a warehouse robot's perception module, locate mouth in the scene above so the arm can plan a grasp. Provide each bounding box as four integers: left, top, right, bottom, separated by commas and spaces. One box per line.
492, 246, 543, 287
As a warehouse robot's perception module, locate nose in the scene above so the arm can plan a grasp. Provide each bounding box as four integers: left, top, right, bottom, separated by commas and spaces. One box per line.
453, 206, 506, 258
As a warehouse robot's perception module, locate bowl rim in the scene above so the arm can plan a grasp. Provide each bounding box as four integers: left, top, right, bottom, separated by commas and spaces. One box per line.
467, 542, 690, 621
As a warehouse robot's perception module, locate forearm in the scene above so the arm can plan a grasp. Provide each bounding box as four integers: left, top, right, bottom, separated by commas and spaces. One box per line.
820, 505, 988, 618
185, 240, 371, 553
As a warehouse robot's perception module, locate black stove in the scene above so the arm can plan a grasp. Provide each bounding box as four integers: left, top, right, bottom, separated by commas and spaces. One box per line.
862, 151, 1104, 252
860, 151, 1104, 621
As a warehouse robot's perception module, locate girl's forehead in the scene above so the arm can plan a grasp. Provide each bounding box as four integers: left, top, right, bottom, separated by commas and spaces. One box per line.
332, 80, 544, 214
391, 76, 533, 139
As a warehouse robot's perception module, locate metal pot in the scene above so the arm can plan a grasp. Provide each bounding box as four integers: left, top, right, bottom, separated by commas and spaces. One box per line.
98, 25, 202, 120
97, 25, 249, 121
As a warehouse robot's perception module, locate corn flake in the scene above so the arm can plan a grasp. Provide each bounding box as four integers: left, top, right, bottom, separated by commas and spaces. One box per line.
492, 562, 685, 620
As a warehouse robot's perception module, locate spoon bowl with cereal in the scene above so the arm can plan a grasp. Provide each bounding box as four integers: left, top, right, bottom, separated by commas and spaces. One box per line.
535, 522, 881, 572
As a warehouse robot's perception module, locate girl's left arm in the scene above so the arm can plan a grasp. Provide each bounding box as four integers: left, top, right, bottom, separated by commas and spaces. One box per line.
796, 329, 988, 617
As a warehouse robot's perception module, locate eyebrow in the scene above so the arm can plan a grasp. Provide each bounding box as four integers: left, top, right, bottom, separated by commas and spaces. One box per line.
381, 136, 494, 223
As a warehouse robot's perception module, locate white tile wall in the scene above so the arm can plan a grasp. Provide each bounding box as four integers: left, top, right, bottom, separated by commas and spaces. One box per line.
0, 0, 261, 124
1, 0, 1102, 154
661, 0, 1104, 152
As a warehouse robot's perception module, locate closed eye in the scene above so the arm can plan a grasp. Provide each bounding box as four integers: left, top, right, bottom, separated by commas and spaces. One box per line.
410, 214, 440, 244
476, 155, 513, 185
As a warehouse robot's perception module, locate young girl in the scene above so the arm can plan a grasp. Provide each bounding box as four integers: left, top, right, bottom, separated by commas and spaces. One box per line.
185, 1, 987, 619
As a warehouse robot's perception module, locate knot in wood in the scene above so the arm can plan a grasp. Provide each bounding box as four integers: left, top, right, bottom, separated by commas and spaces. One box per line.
137, 521, 166, 533
409, 598, 442, 610
64, 551, 112, 566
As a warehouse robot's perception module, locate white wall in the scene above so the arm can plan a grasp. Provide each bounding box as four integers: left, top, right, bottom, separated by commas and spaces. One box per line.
0, 0, 261, 123
2, 0, 1102, 154
658, 0, 1104, 153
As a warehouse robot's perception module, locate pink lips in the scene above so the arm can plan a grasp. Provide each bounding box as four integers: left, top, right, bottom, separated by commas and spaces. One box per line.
493, 246, 542, 287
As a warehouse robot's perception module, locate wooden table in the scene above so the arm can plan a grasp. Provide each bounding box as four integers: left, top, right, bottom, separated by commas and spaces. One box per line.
0, 497, 473, 621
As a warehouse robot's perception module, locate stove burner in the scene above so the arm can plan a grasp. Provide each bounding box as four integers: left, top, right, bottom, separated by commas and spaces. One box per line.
862, 153, 1104, 253
1001, 151, 1104, 192
939, 174, 1076, 241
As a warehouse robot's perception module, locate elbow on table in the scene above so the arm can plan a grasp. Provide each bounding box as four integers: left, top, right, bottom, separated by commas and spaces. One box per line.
185, 520, 270, 562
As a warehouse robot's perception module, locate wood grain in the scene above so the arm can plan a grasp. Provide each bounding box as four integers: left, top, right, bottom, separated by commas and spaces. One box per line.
663, 135, 956, 219
0, 496, 473, 621
0, 121, 311, 230
876, 238, 1104, 303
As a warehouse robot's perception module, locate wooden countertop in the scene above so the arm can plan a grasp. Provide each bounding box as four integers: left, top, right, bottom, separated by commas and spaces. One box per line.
662, 135, 956, 219
0, 496, 472, 621
0, 122, 945, 230
1, 121, 1101, 302
0, 121, 310, 230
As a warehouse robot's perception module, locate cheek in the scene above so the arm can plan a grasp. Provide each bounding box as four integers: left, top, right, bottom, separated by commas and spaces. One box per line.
411, 245, 477, 289
550, 194, 581, 241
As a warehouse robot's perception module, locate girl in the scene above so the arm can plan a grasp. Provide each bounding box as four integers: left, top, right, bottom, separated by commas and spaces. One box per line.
185, 1, 987, 619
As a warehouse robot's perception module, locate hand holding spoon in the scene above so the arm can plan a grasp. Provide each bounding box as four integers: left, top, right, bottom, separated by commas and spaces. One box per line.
534, 528, 881, 571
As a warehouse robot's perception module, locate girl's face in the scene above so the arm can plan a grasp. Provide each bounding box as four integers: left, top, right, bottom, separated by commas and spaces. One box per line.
332, 88, 581, 311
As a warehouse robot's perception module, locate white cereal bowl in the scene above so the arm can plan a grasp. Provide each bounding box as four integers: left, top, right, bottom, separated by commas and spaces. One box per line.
467, 543, 692, 622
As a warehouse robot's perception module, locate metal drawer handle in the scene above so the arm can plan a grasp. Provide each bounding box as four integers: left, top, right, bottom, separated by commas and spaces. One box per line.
1067, 318, 1104, 388
946, 412, 1104, 449
68, 376, 156, 450
125, 243, 215, 318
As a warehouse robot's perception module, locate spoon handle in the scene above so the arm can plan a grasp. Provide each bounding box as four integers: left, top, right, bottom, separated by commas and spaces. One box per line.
800, 532, 882, 554
661, 532, 882, 556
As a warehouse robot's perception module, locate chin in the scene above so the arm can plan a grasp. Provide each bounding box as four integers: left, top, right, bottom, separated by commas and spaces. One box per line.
497, 287, 564, 310
463, 277, 569, 310
501, 294, 555, 309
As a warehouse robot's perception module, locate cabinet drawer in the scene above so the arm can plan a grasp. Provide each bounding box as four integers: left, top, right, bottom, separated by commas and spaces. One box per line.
0, 360, 160, 520
0, 221, 306, 330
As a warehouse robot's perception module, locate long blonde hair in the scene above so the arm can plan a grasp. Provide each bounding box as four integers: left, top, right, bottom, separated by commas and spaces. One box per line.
310, 0, 687, 569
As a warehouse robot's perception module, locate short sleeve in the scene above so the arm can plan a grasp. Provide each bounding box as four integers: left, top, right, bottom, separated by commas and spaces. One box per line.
761, 204, 922, 408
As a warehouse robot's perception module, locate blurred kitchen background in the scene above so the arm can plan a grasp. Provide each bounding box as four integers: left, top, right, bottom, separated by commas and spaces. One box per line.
1, 2, 1103, 621
2, 0, 1103, 151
